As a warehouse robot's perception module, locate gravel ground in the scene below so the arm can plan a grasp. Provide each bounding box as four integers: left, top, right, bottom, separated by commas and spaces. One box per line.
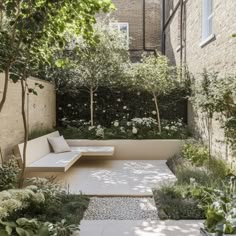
83, 197, 159, 220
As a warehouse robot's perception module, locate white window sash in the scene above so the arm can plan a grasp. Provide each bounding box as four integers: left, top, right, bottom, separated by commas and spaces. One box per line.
202, 0, 213, 41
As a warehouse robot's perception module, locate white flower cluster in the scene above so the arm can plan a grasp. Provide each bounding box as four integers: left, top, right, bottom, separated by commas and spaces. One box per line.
131, 117, 157, 127
96, 125, 104, 138
163, 119, 184, 132
0, 187, 45, 219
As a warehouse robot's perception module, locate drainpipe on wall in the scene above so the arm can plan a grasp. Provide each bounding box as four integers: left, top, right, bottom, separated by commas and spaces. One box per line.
162, 0, 183, 55
161, 0, 166, 54
180, 0, 184, 69
143, 0, 157, 52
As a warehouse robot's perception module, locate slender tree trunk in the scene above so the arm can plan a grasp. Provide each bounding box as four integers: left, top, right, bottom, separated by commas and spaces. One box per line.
207, 114, 213, 160
153, 93, 162, 134
90, 87, 94, 126
0, 67, 10, 113
19, 78, 28, 188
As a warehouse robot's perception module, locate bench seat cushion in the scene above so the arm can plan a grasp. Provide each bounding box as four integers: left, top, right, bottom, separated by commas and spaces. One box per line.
70, 146, 115, 156
27, 151, 81, 172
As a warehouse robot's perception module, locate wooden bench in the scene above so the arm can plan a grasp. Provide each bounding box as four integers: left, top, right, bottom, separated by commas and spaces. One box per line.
15, 131, 115, 172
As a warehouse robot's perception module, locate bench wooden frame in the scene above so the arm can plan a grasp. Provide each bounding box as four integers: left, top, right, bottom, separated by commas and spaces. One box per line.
15, 131, 115, 172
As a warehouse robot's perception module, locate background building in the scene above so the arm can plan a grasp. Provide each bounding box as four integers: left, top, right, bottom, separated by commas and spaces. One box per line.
108, 0, 162, 61
162, 0, 236, 160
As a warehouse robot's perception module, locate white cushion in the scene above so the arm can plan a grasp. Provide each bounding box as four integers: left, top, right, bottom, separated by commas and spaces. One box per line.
28, 151, 81, 172
48, 136, 71, 153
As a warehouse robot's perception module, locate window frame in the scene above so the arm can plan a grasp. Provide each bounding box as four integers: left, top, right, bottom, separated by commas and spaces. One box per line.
200, 0, 215, 47
110, 22, 129, 48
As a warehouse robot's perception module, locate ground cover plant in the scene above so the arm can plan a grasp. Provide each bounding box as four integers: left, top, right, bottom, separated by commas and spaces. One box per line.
153, 185, 205, 220
154, 141, 232, 223
0, 174, 89, 236
59, 118, 189, 140
191, 178, 236, 235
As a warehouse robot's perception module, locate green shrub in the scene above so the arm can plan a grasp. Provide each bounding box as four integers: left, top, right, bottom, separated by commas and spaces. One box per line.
207, 157, 230, 180
153, 185, 205, 220
190, 181, 236, 234
0, 157, 20, 191
23, 178, 89, 225
0, 187, 45, 220
176, 167, 212, 186
166, 154, 186, 174
0, 218, 79, 236
182, 142, 209, 166
59, 118, 189, 140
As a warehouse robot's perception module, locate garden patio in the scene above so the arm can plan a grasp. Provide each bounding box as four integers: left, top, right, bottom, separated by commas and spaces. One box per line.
0, 0, 236, 236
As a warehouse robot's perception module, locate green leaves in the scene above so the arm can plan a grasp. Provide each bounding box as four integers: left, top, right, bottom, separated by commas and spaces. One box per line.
131, 52, 175, 96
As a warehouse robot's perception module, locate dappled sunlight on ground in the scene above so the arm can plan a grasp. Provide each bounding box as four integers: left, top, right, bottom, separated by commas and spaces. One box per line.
78, 220, 203, 236
60, 160, 176, 195
26, 160, 176, 196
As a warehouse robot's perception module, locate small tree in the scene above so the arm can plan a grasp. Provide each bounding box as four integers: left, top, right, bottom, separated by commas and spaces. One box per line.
0, 0, 114, 186
66, 21, 130, 126
131, 53, 174, 133
192, 70, 219, 158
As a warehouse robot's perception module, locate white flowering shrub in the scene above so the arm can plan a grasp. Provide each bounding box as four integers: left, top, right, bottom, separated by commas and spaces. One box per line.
0, 178, 89, 236
0, 187, 45, 220
57, 85, 189, 128
60, 117, 189, 139
0, 157, 20, 191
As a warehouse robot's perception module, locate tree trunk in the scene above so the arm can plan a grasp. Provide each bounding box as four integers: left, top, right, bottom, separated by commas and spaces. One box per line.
90, 87, 94, 126
153, 93, 162, 134
19, 78, 28, 188
208, 115, 213, 160
0, 67, 10, 113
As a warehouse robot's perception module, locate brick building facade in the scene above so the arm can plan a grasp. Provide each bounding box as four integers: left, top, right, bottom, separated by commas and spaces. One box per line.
163, 0, 236, 161
108, 0, 161, 61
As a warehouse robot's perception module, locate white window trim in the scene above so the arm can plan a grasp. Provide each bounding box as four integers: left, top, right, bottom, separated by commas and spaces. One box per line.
110, 22, 129, 47
199, 33, 215, 47
201, 0, 215, 47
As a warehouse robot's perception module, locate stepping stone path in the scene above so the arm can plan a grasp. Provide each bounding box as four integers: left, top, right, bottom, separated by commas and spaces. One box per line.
68, 160, 203, 236
83, 197, 159, 220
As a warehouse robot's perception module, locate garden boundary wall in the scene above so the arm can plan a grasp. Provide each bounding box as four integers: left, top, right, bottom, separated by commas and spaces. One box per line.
164, 0, 236, 163
0, 73, 56, 159
67, 139, 184, 160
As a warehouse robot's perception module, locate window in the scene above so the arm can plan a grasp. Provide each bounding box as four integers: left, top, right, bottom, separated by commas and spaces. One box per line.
110, 22, 129, 47
201, 0, 214, 47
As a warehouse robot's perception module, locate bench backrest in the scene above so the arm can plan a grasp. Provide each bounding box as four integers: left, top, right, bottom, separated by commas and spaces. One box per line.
16, 131, 60, 166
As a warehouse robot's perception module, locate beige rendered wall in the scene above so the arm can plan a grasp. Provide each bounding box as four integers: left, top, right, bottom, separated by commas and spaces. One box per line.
67, 139, 184, 160
165, 0, 236, 162
0, 74, 56, 159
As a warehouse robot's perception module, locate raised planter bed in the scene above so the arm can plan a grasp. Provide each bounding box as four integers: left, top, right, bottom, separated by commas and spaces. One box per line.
200, 228, 236, 236
66, 139, 184, 160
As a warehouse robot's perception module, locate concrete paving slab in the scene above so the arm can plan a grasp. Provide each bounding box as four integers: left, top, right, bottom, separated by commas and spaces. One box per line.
76, 220, 203, 236
26, 160, 176, 196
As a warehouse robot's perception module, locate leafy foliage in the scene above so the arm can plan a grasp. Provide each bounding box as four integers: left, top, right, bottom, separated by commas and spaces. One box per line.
191, 179, 236, 234
130, 52, 176, 133
153, 185, 205, 220
21, 178, 89, 225
46, 20, 130, 126
0, 178, 89, 236
192, 71, 236, 157
57, 85, 188, 128
60, 118, 189, 140
0, 157, 20, 191
0, 218, 79, 236
181, 141, 209, 166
